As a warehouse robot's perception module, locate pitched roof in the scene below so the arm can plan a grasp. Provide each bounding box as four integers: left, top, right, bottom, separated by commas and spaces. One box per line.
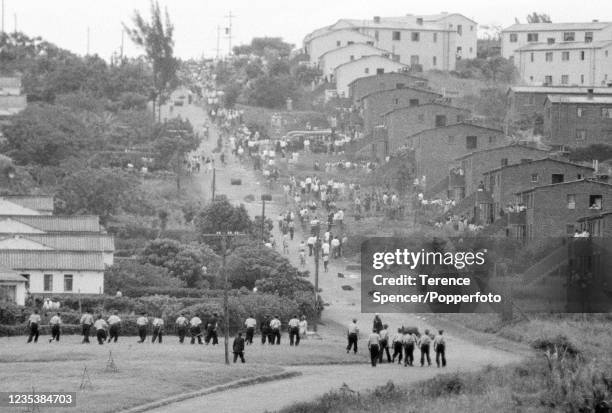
1, 196, 54, 212
577, 210, 612, 222
0, 266, 27, 282
347, 71, 427, 87
360, 86, 442, 101
0, 237, 53, 250
406, 122, 505, 140
383, 102, 470, 117
545, 95, 612, 104
508, 86, 612, 95
0, 216, 101, 233
304, 27, 374, 43
483, 157, 594, 175
0, 234, 114, 252
338, 17, 452, 32
454, 143, 550, 161
0, 199, 41, 215
503, 22, 612, 32
334, 55, 408, 71
319, 43, 389, 59
517, 178, 612, 195
516, 40, 612, 52
417, 13, 478, 24
0, 250, 106, 271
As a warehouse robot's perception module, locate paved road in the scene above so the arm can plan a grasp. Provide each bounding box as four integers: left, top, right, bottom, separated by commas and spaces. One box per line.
149, 101, 524, 413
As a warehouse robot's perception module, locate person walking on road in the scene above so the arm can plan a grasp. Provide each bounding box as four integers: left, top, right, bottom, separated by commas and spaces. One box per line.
367, 329, 381, 367
80, 309, 94, 344
49, 312, 61, 343
419, 329, 432, 367
270, 315, 282, 345
434, 330, 446, 367
175, 313, 188, 344
244, 315, 257, 345
346, 318, 359, 354
27, 309, 41, 343
189, 315, 203, 344
288, 315, 300, 346
136, 312, 149, 343
233, 332, 246, 363
107, 311, 121, 343
378, 324, 391, 363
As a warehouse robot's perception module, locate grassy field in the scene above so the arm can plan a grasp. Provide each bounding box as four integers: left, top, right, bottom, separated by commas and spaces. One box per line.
0, 326, 366, 413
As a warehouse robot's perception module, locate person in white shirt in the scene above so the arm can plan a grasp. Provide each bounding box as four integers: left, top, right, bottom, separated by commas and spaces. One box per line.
107, 311, 121, 343
49, 312, 62, 343
419, 329, 433, 367
307, 236, 316, 256
189, 315, 203, 344
175, 313, 188, 344
347, 319, 359, 354
402, 331, 417, 366
433, 330, 446, 368
152, 317, 164, 344
136, 312, 149, 343
288, 315, 300, 346
298, 316, 308, 339
367, 330, 381, 367
27, 309, 41, 343
269, 316, 282, 345
244, 315, 257, 345
80, 310, 94, 344
331, 237, 341, 258
391, 328, 404, 364
93, 315, 108, 345
378, 324, 391, 363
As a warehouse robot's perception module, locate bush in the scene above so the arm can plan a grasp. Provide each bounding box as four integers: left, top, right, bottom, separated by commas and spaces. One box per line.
532, 334, 581, 358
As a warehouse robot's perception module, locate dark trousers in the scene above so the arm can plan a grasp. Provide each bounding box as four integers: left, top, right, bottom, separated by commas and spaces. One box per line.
271, 328, 281, 345
420, 344, 431, 366
346, 333, 358, 353
50, 324, 60, 342
233, 352, 245, 363
205, 329, 218, 345
108, 324, 120, 342
261, 329, 269, 344
245, 327, 254, 344
378, 339, 391, 363
27, 323, 39, 343
177, 327, 186, 343
436, 344, 446, 367
369, 344, 379, 366
96, 329, 107, 345
82, 324, 91, 343
190, 326, 202, 344
392, 342, 403, 363
289, 327, 300, 346
138, 326, 147, 343
404, 343, 415, 366
152, 327, 163, 343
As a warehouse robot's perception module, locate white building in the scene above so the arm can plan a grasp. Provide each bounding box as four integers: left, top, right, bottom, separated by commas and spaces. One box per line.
304, 13, 477, 70
0, 76, 26, 115
513, 41, 612, 86
334, 55, 408, 97
319, 43, 389, 80
501, 21, 612, 59
0, 266, 27, 305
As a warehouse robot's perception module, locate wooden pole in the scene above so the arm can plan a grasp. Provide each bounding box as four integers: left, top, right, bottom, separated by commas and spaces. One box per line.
211, 167, 216, 201
222, 235, 229, 365
313, 239, 320, 332
261, 200, 266, 241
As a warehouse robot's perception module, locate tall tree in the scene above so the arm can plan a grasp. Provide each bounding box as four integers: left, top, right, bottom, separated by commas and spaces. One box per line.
124, 1, 178, 121
526, 12, 552, 23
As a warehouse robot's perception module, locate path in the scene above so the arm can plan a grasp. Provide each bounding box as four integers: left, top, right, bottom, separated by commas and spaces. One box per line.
149, 99, 525, 413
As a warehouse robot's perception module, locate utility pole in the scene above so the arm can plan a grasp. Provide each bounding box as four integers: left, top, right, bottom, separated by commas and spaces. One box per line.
313, 237, 321, 332
225, 11, 236, 55
120, 28, 125, 60
1, 0, 4, 33
216, 25, 221, 60
13, 12, 16, 33
86, 27, 90, 56
261, 194, 272, 241
211, 167, 216, 201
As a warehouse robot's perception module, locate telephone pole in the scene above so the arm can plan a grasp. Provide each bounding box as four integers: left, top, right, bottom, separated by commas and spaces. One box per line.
216, 25, 221, 59
86, 27, 90, 56
1, 0, 5, 33
225, 11, 236, 55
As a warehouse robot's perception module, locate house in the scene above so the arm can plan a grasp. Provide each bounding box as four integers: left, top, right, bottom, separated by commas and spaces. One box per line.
484, 158, 594, 222
505, 86, 612, 127
303, 28, 376, 66
0, 195, 54, 215
304, 13, 477, 70
513, 179, 612, 241
501, 21, 612, 59
0, 76, 26, 115
543, 94, 612, 148
513, 41, 612, 87
0, 77, 22, 96
383, 103, 471, 152
348, 72, 428, 104
405, 123, 508, 189
0, 215, 101, 234
0, 266, 27, 305
360, 86, 442, 135
0, 250, 106, 295
453, 143, 553, 200
0, 234, 115, 266
333, 55, 408, 97
577, 210, 612, 237
319, 43, 390, 80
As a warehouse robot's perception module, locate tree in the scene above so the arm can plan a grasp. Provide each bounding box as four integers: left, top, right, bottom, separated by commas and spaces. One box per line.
194, 196, 254, 241
124, 0, 178, 121
526, 12, 552, 23
104, 260, 182, 294
245, 73, 299, 109
225, 242, 297, 289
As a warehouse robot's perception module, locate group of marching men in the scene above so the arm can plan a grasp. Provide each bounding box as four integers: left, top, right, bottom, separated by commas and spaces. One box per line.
347, 315, 447, 368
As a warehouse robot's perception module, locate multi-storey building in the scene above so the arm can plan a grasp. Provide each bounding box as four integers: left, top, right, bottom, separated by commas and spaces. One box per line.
319, 43, 389, 80
347, 72, 428, 104
333, 55, 408, 97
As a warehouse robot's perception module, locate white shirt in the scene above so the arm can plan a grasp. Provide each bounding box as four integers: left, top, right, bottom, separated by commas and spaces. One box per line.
288, 318, 300, 328
152, 318, 164, 327
245, 317, 257, 328
49, 315, 61, 325
94, 319, 108, 330
136, 316, 149, 326
348, 322, 359, 334
322, 243, 330, 255
108, 315, 121, 325
190, 317, 202, 327
175, 316, 187, 326
270, 318, 281, 329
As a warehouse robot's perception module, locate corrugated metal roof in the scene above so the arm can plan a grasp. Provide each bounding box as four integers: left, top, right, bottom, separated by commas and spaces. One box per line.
503, 22, 612, 32
0, 265, 27, 282
334, 55, 408, 71
360, 86, 441, 101
0, 250, 105, 271
509, 86, 612, 95
454, 143, 550, 161
1, 196, 54, 212
319, 43, 389, 59
516, 40, 612, 51
347, 72, 427, 87
483, 157, 594, 175
517, 179, 612, 195
0, 216, 101, 232
383, 102, 470, 117
0, 234, 114, 252
546, 95, 612, 104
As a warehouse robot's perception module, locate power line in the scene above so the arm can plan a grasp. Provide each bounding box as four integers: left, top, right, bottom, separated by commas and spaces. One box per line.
224, 11, 236, 55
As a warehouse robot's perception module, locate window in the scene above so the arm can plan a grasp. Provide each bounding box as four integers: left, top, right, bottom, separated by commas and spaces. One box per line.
489, 136, 496, 144
396, 83, 405, 89
561, 75, 569, 85
470, 25, 474, 31
336, 41, 341, 47
563, 32, 575, 41
577, 107, 585, 117
531, 173, 539, 183
585, 32, 593, 43
509, 33, 518, 42
376, 68, 384, 74
530, 53, 534, 62
411, 32, 420, 41
581, 74, 585, 84
576, 129, 587, 141
547, 38, 555, 45
392, 31, 401, 41
457, 25, 463, 35
364, 68, 370, 74
44, 274, 53, 292
567, 194, 576, 209
433, 56, 437, 66
418, 114, 425, 122
64, 274, 73, 292
374, 31, 379, 41
527, 95, 536, 105
0, 285, 16, 303
551, 174, 564, 184
392, 54, 400, 61
545, 52, 553, 62
602, 107, 612, 118
433, 33, 438, 42
501, 158, 508, 167
409, 99, 419, 107
527, 33, 539, 42
457, 114, 465, 122
394, 98, 399, 105
447, 136, 455, 144
21, 274, 30, 290
347, 41, 354, 45
435, 115, 447, 127
589, 195, 602, 209
566, 224, 575, 235
410, 55, 419, 65
580, 51, 585, 60
466, 136, 477, 149
544, 75, 553, 85
562, 51, 569, 61
350, 55, 355, 61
